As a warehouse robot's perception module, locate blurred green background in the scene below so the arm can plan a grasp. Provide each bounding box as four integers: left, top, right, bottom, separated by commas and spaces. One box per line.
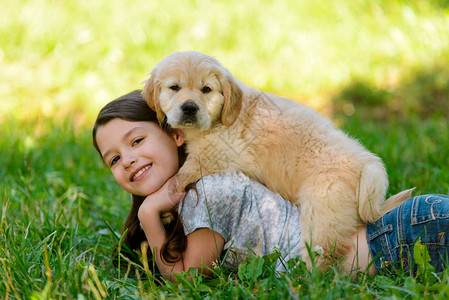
2, 0, 448, 123
1, 0, 449, 297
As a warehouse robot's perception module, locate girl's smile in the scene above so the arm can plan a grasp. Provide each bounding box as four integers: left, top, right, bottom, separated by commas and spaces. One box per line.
95, 118, 184, 196
131, 163, 152, 182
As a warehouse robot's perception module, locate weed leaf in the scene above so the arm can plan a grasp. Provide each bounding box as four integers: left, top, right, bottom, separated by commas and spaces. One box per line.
414, 239, 435, 282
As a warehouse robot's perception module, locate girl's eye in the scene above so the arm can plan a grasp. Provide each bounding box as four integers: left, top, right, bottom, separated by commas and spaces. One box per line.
201, 86, 211, 94
110, 156, 120, 166
132, 138, 144, 146
169, 85, 180, 91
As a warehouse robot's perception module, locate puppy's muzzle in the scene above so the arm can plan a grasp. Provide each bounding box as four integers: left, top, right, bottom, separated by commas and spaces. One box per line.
179, 101, 199, 125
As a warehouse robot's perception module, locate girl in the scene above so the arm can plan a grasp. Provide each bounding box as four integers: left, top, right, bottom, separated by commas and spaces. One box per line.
93, 90, 449, 282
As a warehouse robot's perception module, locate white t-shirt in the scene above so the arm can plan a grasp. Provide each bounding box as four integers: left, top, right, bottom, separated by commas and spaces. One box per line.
179, 172, 302, 271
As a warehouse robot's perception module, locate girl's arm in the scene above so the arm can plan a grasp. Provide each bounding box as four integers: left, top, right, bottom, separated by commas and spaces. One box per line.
137, 177, 224, 282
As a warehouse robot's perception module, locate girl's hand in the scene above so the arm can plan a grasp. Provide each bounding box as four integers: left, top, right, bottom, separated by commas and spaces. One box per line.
141, 175, 184, 215
137, 175, 225, 283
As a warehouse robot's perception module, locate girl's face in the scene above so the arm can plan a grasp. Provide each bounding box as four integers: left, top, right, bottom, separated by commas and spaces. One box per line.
95, 118, 185, 196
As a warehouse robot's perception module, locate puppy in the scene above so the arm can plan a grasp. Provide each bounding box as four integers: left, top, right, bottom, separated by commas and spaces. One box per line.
143, 51, 412, 268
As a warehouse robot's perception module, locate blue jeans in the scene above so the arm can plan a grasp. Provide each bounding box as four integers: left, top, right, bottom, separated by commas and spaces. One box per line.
366, 194, 449, 274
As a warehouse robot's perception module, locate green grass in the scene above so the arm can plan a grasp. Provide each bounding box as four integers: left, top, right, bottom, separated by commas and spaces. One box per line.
1, 0, 449, 298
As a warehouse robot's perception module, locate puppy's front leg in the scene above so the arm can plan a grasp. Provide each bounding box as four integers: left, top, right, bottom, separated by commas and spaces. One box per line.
176, 143, 232, 192
175, 157, 203, 192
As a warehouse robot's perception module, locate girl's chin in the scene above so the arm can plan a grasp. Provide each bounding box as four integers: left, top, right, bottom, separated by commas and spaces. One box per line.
130, 178, 167, 196
136, 186, 161, 197
128, 187, 155, 197
135, 189, 155, 197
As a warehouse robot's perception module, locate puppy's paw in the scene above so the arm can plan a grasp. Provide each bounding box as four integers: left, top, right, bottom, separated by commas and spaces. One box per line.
175, 185, 186, 193
174, 177, 188, 193
175, 171, 199, 192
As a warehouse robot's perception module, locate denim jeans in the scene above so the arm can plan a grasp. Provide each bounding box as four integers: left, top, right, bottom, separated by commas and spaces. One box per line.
366, 194, 449, 274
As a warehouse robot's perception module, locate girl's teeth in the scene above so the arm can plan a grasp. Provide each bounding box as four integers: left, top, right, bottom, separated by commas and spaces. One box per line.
133, 165, 150, 180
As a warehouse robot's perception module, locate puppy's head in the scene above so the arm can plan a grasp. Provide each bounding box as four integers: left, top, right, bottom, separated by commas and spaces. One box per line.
142, 51, 242, 131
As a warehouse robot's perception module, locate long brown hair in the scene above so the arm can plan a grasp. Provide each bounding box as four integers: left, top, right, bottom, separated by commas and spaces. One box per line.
92, 90, 189, 265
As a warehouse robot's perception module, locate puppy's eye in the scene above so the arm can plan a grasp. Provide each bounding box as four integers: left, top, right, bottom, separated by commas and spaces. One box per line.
201, 86, 212, 94
169, 85, 180, 91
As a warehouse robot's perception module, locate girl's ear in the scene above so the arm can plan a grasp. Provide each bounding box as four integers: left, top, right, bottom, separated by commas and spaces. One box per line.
172, 129, 185, 147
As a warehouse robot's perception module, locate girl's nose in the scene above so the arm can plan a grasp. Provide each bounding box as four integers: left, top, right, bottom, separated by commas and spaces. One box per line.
123, 153, 137, 168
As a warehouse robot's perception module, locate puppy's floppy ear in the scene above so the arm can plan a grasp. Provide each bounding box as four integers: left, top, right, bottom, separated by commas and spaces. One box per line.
142, 73, 165, 124
221, 73, 243, 127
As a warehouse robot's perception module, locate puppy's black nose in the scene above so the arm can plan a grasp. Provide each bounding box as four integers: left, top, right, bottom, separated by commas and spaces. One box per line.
181, 102, 199, 116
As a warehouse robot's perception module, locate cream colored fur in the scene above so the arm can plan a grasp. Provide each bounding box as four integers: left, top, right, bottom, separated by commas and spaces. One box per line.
143, 51, 412, 268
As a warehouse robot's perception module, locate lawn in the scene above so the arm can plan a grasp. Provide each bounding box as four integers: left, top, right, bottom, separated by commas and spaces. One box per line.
1, 0, 449, 298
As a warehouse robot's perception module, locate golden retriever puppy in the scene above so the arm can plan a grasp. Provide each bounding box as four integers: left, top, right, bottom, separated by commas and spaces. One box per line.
143, 51, 411, 268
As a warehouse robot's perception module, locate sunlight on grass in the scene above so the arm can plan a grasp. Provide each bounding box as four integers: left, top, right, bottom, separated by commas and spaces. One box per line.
1, 0, 448, 125
1, 1, 449, 298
